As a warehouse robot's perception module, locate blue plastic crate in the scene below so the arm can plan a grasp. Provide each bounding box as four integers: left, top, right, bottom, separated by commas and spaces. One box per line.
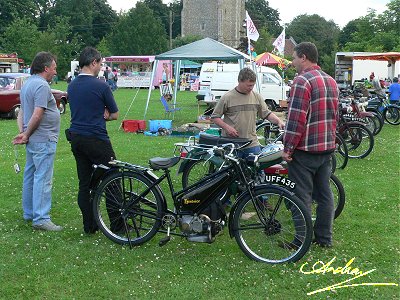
149, 120, 172, 132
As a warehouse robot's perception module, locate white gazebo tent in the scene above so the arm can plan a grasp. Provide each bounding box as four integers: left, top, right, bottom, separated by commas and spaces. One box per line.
144, 38, 249, 118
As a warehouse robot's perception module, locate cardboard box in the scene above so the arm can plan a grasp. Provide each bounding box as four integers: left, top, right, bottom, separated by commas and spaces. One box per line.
197, 115, 212, 124
279, 100, 288, 108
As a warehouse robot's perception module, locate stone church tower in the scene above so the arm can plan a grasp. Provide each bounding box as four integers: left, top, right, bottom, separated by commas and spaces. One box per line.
181, 0, 245, 48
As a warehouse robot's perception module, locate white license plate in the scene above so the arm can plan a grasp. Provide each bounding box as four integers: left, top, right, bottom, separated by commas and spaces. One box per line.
264, 175, 296, 189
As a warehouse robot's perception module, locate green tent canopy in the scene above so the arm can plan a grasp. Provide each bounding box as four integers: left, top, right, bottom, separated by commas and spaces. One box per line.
145, 38, 249, 118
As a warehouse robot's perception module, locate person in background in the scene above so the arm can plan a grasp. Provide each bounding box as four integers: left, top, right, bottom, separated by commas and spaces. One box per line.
371, 73, 386, 98
73, 66, 79, 80
104, 66, 109, 81
388, 77, 400, 104
105, 67, 116, 91
67, 47, 119, 234
283, 42, 338, 249
211, 67, 285, 159
12, 52, 62, 231
162, 63, 169, 83
369, 72, 375, 82
112, 68, 118, 90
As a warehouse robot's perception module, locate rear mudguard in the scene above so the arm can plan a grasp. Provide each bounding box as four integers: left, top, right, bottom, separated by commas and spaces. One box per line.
89, 164, 119, 190
357, 111, 374, 118
90, 164, 167, 213
227, 184, 297, 238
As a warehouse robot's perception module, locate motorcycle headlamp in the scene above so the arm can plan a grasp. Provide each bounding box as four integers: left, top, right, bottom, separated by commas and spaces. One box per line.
246, 154, 259, 167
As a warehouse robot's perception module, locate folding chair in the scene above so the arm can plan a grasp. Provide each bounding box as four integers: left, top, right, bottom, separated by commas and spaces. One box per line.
159, 83, 173, 101
160, 96, 182, 119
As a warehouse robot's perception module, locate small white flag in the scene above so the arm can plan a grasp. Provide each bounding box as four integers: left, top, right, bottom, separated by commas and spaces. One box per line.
246, 11, 259, 42
273, 28, 286, 55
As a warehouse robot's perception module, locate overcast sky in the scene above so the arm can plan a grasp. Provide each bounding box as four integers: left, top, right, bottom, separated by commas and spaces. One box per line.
107, 0, 389, 28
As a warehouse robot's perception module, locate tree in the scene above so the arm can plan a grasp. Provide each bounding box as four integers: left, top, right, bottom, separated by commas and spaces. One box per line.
338, 19, 362, 48
286, 14, 340, 75
43, 0, 117, 46
0, 18, 40, 63
108, 3, 168, 55
38, 16, 82, 78
0, 0, 38, 35
172, 34, 202, 48
141, 0, 182, 45
340, 2, 400, 52
96, 37, 112, 58
253, 26, 274, 54
169, 0, 183, 39
142, 0, 168, 33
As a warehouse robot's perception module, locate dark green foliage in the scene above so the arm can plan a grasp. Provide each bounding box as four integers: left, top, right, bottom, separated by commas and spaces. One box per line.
245, 0, 281, 35
286, 14, 340, 73
108, 3, 168, 55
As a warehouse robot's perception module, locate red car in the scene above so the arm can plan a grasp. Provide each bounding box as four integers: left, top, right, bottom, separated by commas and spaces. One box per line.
0, 73, 68, 119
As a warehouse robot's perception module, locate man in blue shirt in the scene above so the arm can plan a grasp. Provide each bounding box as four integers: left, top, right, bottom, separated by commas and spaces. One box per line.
388, 77, 400, 104
67, 47, 119, 234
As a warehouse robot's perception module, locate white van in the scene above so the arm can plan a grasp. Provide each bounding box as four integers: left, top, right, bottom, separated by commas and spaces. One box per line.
197, 62, 289, 110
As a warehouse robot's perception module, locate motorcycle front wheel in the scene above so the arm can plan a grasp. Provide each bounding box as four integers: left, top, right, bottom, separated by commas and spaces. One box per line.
231, 186, 312, 264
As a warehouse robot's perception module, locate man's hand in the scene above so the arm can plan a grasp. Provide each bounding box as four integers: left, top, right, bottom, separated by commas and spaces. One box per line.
12, 133, 28, 145
224, 124, 239, 137
282, 151, 292, 162
277, 120, 285, 130
104, 108, 110, 120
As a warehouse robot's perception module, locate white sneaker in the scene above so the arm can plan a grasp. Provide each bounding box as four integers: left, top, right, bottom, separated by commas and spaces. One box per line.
32, 220, 63, 231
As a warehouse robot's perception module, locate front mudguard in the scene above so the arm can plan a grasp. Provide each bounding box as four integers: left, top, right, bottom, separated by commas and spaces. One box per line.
227, 184, 297, 238
177, 149, 224, 174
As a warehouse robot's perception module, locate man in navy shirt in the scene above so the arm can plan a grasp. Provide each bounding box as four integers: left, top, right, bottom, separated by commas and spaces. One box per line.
67, 47, 119, 234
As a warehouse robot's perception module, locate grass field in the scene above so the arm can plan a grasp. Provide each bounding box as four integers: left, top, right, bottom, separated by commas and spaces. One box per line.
0, 82, 399, 299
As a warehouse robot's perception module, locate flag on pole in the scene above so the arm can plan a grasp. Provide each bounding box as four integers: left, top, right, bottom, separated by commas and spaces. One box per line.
246, 11, 259, 42
273, 28, 286, 55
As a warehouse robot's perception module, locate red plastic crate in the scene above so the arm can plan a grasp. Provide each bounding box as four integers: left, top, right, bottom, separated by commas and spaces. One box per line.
122, 120, 146, 132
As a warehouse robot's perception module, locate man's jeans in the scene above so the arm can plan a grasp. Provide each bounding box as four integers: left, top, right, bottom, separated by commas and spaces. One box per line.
237, 145, 262, 159
22, 141, 57, 225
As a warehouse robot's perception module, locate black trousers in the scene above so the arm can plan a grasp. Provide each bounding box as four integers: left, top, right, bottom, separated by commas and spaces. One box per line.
288, 150, 334, 244
70, 134, 116, 233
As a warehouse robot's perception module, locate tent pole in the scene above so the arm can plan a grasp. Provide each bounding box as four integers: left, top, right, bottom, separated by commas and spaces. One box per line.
251, 61, 261, 94
172, 60, 180, 120
144, 60, 158, 119
281, 70, 285, 102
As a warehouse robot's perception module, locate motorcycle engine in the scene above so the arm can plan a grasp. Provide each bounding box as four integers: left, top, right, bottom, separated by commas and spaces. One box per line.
180, 215, 209, 234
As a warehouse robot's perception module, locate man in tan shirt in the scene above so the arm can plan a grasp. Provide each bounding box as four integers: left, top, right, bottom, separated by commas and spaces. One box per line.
211, 67, 284, 158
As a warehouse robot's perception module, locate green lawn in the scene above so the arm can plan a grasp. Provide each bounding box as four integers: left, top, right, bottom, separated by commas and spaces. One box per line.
0, 82, 399, 299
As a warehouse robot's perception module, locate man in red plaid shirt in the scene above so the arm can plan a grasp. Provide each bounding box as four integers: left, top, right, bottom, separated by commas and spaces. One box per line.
282, 42, 339, 249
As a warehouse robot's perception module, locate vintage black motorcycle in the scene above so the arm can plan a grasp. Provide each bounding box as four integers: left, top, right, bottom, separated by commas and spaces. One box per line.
90, 142, 312, 264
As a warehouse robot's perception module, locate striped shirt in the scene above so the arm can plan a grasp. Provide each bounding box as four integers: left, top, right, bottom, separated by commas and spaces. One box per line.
283, 65, 339, 155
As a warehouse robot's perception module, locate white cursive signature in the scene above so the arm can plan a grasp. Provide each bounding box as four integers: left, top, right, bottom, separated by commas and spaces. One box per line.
300, 256, 398, 295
